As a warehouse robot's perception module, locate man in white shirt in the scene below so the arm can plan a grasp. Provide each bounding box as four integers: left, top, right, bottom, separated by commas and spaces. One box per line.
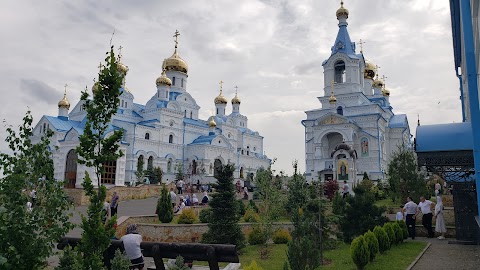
121, 224, 144, 270
417, 196, 435, 238
342, 181, 350, 198
170, 188, 177, 209
402, 197, 418, 239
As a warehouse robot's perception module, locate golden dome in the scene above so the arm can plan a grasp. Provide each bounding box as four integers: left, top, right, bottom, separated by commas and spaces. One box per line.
364, 60, 376, 79
214, 90, 228, 104
116, 62, 129, 74
208, 117, 217, 127
373, 78, 384, 88
382, 88, 390, 97
92, 81, 101, 95
231, 93, 241, 104
164, 52, 188, 73
58, 94, 70, 109
329, 94, 337, 104
336, 1, 349, 19
156, 67, 172, 86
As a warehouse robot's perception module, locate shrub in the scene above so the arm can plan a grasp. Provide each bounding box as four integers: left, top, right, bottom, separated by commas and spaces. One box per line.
363, 231, 379, 262
199, 208, 212, 223
383, 223, 396, 247
332, 192, 345, 215
177, 208, 197, 224
157, 186, 173, 223
247, 226, 267, 245
244, 260, 264, 270
244, 208, 261, 223
350, 235, 370, 270
373, 226, 389, 254
396, 220, 409, 240
237, 200, 246, 216
392, 222, 403, 244
168, 256, 190, 270
248, 200, 259, 212
55, 246, 82, 270
110, 250, 130, 270
272, 229, 292, 244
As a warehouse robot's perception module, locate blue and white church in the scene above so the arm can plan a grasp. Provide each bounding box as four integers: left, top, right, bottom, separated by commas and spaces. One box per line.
31, 31, 270, 188
302, 2, 411, 184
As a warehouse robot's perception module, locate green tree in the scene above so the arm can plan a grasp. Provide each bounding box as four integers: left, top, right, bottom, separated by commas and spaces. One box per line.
150, 166, 163, 184
202, 164, 245, 248
363, 231, 379, 262
284, 160, 308, 215
350, 235, 370, 270
157, 186, 174, 223
60, 46, 125, 269
110, 250, 131, 270
387, 144, 428, 202
175, 163, 185, 181
0, 111, 73, 270
135, 157, 145, 184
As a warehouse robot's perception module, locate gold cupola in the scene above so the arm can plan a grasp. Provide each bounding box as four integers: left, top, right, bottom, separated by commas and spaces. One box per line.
382, 88, 391, 97
208, 117, 217, 128
116, 46, 129, 74
156, 60, 173, 86
364, 60, 376, 79
58, 84, 70, 109
336, 1, 349, 19
231, 89, 241, 104
214, 80, 228, 104
164, 30, 188, 74
372, 74, 384, 88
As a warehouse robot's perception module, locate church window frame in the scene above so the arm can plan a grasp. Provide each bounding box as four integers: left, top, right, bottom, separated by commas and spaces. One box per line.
172, 77, 176, 86
169, 134, 174, 144
181, 78, 184, 88
101, 160, 116, 185
190, 111, 193, 118
336, 106, 344, 115
147, 156, 154, 170
125, 101, 127, 107
121, 100, 124, 107
145, 132, 150, 140
167, 159, 172, 173
334, 60, 346, 83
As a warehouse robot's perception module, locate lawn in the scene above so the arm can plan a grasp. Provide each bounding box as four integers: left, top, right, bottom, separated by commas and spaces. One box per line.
323, 241, 427, 270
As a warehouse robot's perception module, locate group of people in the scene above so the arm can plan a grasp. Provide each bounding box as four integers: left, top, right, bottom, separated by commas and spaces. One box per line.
169, 188, 209, 214
176, 179, 212, 195
102, 191, 120, 224
400, 192, 447, 240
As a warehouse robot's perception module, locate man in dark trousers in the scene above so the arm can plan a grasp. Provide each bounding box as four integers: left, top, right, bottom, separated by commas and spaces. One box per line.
402, 196, 418, 239
417, 196, 435, 238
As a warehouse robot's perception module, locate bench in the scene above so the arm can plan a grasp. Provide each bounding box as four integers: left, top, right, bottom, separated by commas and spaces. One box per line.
58, 237, 239, 270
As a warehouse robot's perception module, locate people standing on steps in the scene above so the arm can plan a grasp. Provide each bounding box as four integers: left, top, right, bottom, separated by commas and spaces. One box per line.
170, 188, 177, 209
434, 194, 447, 239
110, 191, 119, 217
403, 196, 418, 239
418, 196, 435, 238
176, 179, 185, 194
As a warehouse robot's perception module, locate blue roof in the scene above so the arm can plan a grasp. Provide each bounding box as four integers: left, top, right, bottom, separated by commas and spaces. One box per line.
169, 92, 181, 101
44, 116, 84, 131
389, 114, 408, 128
133, 103, 145, 110
189, 134, 217, 145
416, 122, 473, 152
184, 118, 208, 128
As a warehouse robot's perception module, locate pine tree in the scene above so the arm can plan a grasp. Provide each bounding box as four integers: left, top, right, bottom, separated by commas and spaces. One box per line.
157, 185, 173, 223
135, 156, 145, 184
60, 46, 124, 269
202, 164, 245, 248
387, 144, 428, 202
0, 111, 73, 269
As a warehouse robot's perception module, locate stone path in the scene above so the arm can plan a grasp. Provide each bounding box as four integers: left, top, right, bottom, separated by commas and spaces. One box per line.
411, 238, 480, 270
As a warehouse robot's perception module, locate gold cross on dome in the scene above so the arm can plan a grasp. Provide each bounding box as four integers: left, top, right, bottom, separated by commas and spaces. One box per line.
64, 84, 68, 95
358, 39, 365, 53
234, 85, 238, 94
173, 30, 180, 48
97, 62, 103, 72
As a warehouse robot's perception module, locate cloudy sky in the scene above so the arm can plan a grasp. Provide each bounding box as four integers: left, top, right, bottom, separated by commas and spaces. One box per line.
0, 0, 459, 174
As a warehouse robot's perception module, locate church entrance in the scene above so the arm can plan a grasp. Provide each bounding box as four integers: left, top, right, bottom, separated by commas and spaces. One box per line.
325, 174, 333, 181
64, 149, 77, 188
101, 160, 117, 185
214, 159, 222, 178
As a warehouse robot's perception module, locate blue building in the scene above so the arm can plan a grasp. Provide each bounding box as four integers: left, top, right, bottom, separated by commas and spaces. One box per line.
415, 0, 480, 243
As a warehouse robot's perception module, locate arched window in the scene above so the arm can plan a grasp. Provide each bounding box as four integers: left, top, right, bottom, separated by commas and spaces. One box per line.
145, 132, 150, 140
172, 77, 176, 85
184, 110, 187, 117
43, 123, 47, 134
240, 167, 244, 179
216, 108, 219, 115
64, 149, 78, 188
192, 160, 197, 175
169, 134, 173, 144
166, 91, 169, 98
138, 155, 144, 170
181, 78, 184, 87
337, 106, 344, 115
101, 160, 116, 185
190, 111, 193, 118
121, 100, 124, 107
167, 159, 172, 173
125, 102, 127, 107
148, 156, 153, 170
334, 60, 346, 83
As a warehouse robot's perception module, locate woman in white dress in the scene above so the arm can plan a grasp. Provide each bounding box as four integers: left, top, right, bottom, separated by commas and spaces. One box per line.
434, 195, 447, 239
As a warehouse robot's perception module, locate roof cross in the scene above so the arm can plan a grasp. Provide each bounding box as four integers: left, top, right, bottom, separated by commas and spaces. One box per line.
63, 84, 68, 95
118, 46, 123, 60
381, 75, 387, 88
173, 30, 180, 49
358, 39, 365, 53
219, 80, 224, 92
234, 85, 238, 94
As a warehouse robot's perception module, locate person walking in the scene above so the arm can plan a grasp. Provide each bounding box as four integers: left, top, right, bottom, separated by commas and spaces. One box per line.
110, 191, 119, 217
403, 197, 418, 239
169, 188, 177, 209
121, 224, 144, 270
434, 195, 447, 239
418, 196, 435, 238
342, 180, 350, 198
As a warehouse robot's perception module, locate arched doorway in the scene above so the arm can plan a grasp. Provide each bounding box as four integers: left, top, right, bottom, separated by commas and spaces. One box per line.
64, 149, 77, 188
101, 160, 117, 185
192, 160, 197, 175
240, 167, 244, 179
147, 156, 154, 170
214, 159, 222, 178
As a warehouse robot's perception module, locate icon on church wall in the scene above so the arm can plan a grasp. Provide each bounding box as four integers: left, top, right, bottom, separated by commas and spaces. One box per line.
338, 159, 348, 180
360, 137, 369, 157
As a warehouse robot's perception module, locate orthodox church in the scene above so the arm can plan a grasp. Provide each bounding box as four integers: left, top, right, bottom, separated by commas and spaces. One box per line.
31, 31, 270, 188
302, 2, 411, 183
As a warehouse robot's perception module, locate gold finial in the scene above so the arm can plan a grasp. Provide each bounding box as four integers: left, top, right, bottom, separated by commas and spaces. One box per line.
63, 84, 68, 96
358, 39, 365, 53
341, 1, 344, 7
381, 75, 387, 89
162, 59, 167, 71
219, 80, 224, 92
173, 30, 180, 52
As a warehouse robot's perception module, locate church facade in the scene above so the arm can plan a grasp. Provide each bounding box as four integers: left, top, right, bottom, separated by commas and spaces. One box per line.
302, 2, 411, 183
31, 32, 270, 188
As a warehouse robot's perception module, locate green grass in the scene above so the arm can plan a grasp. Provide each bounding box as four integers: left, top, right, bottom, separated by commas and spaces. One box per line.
239, 244, 288, 269
323, 241, 427, 270
374, 198, 400, 209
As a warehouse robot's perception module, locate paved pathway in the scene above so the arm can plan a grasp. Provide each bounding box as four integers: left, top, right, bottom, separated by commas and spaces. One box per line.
412, 238, 480, 270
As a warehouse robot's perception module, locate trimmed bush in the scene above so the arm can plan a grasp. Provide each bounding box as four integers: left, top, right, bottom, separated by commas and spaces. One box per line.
392, 222, 403, 244
397, 220, 409, 240
110, 250, 130, 270
272, 229, 292, 244
177, 208, 197, 224
244, 260, 264, 270
199, 208, 212, 223
237, 200, 246, 216
363, 230, 379, 262
243, 208, 261, 223
373, 226, 389, 254
157, 186, 174, 223
350, 235, 370, 270
247, 226, 267, 245
383, 223, 396, 247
